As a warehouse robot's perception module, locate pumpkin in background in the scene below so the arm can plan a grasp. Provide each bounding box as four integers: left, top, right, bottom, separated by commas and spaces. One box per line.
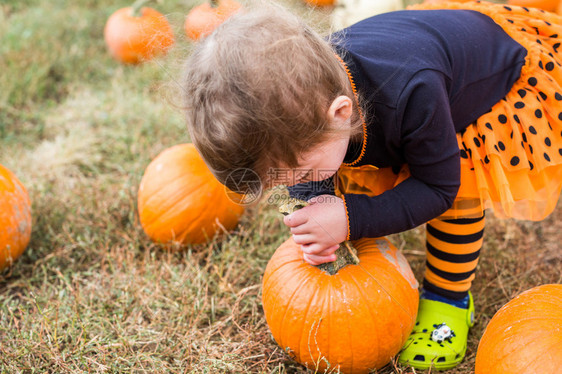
0, 164, 32, 271
507, 0, 560, 12
104, 1, 174, 64
422, 0, 474, 4
475, 284, 562, 374
138, 144, 245, 246
184, 0, 241, 41
303, 0, 336, 7
262, 236, 419, 373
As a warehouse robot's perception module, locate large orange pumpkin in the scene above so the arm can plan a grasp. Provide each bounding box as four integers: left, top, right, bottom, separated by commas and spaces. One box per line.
475, 284, 562, 374
137, 144, 245, 246
0, 164, 32, 271
184, 0, 241, 41
262, 237, 419, 373
104, 3, 174, 64
507, 0, 560, 12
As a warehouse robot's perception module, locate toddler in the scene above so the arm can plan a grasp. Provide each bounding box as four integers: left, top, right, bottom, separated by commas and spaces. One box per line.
182, 0, 562, 370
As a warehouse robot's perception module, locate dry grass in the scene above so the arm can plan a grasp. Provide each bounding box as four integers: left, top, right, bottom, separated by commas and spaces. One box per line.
1, 0, 560, 373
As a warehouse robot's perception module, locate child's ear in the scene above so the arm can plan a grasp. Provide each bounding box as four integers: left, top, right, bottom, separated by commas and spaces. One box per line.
327, 95, 353, 126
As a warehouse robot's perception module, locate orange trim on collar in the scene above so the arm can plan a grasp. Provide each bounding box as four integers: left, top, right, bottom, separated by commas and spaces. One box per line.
341, 194, 351, 241
334, 54, 368, 167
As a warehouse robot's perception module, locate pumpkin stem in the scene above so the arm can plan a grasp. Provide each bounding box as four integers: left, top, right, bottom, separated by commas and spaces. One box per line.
210, 0, 219, 8
130, 0, 151, 17
275, 186, 360, 275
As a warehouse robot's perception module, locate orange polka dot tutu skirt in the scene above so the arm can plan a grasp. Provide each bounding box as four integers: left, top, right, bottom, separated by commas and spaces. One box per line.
337, 1, 562, 221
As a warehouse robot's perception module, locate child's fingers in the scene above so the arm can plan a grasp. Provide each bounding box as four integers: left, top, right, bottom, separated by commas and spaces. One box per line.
283, 210, 308, 227
289, 225, 309, 235
292, 234, 315, 245
316, 244, 340, 256
302, 252, 337, 266
302, 243, 340, 257
301, 243, 339, 256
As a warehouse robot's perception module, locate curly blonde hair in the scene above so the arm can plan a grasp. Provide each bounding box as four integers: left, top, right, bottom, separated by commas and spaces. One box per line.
183, 3, 362, 195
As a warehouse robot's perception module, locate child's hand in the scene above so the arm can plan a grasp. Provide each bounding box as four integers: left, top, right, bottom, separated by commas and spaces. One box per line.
283, 195, 348, 265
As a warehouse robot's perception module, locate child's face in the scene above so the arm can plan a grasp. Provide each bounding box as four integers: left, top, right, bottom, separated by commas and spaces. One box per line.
266, 95, 353, 188
267, 133, 350, 188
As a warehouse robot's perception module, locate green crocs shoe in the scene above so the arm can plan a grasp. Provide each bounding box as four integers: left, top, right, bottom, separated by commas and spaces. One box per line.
398, 292, 475, 370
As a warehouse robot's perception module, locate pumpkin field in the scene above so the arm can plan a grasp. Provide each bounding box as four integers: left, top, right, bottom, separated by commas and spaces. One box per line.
1, 0, 561, 372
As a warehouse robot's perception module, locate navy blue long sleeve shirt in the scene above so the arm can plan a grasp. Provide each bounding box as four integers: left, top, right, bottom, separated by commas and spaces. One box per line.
288, 9, 527, 240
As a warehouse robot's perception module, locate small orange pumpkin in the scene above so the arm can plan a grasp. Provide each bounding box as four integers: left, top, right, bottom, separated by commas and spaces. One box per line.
262, 237, 419, 373
184, 0, 242, 41
475, 284, 562, 374
303, 0, 336, 6
0, 164, 32, 271
422, 0, 474, 4
104, 1, 175, 64
137, 144, 245, 246
507, 0, 560, 12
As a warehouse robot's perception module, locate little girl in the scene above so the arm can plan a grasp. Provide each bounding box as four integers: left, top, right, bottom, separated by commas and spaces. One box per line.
182, 0, 562, 370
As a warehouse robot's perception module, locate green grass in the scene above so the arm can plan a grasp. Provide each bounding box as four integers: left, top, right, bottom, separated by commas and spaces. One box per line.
1, 0, 560, 373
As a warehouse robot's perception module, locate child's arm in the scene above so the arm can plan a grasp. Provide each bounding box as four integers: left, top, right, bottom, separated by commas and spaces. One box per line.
343, 70, 462, 239
342, 172, 459, 239
286, 70, 462, 244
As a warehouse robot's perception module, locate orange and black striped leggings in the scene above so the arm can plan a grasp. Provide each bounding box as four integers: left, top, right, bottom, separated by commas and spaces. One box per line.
423, 201, 485, 300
